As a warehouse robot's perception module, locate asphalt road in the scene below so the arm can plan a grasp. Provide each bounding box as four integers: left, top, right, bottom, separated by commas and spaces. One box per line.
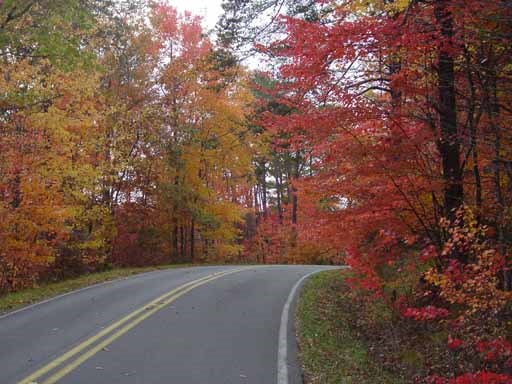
0, 265, 337, 384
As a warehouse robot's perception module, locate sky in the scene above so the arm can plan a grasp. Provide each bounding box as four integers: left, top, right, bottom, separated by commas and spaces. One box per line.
166, 0, 224, 31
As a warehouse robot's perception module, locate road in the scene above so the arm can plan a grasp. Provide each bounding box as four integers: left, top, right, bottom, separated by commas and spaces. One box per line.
0, 265, 337, 384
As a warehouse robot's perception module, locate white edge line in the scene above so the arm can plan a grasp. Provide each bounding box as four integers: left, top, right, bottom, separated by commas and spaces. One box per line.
0, 266, 236, 320
277, 270, 322, 384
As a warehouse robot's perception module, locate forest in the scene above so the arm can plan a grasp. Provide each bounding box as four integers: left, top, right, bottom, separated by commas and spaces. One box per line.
0, 0, 511, 382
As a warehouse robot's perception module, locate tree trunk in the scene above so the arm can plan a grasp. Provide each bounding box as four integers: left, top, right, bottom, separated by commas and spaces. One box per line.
275, 164, 283, 224
172, 217, 179, 261
435, 0, 463, 222
180, 224, 185, 261
486, 65, 509, 290
291, 154, 299, 225
190, 219, 195, 263
261, 164, 268, 217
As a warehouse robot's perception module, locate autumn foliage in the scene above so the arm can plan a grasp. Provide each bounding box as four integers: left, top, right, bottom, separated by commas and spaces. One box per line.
237, 0, 512, 381
0, 1, 256, 290
1, 0, 511, 380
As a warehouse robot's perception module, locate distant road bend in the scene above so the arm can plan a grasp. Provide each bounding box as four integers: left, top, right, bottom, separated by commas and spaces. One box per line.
0, 265, 337, 384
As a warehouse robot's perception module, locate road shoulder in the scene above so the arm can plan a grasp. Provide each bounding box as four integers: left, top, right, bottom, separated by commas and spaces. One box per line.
295, 270, 401, 384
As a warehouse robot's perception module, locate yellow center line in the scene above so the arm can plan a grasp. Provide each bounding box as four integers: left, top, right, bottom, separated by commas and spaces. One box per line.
18, 268, 247, 384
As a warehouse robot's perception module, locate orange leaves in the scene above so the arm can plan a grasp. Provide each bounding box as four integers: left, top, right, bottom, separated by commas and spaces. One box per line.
151, 4, 179, 39
0, 1, 262, 291
106, 4, 259, 265
150, 2, 211, 62
422, 208, 512, 316
425, 250, 511, 316
0, 57, 111, 289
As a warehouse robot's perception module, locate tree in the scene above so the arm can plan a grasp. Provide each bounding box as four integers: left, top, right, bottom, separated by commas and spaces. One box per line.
0, 0, 123, 288
111, 3, 259, 265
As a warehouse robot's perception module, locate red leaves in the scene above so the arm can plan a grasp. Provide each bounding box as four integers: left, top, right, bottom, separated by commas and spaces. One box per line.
402, 305, 450, 321
428, 372, 512, 384
476, 339, 512, 362
420, 245, 440, 262
344, 247, 383, 293
151, 4, 178, 38
424, 211, 512, 315
255, 0, 512, 382
150, 3, 211, 61
447, 335, 464, 351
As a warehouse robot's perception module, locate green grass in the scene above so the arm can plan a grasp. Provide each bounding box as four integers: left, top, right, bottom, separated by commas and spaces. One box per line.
0, 264, 199, 315
296, 270, 403, 384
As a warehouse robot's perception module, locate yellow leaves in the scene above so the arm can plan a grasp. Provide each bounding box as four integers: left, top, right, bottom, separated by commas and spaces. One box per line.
154, 60, 257, 260
424, 267, 449, 287
341, 0, 410, 15
0, 3, 266, 287
428, 209, 512, 317
385, 0, 411, 13
0, 62, 114, 288
425, 252, 512, 316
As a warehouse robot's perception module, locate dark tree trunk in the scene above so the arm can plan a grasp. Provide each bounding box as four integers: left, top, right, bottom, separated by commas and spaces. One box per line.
10, 174, 21, 208
172, 217, 179, 260
465, 51, 483, 222
180, 224, 185, 260
190, 219, 195, 263
291, 155, 299, 225
275, 165, 283, 224
435, 0, 463, 222
261, 165, 268, 217
485, 64, 509, 290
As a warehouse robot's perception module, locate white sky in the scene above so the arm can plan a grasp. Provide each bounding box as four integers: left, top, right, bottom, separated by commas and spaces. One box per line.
165, 0, 224, 31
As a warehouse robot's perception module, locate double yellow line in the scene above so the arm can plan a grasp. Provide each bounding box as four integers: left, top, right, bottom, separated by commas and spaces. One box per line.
18, 268, 246, 384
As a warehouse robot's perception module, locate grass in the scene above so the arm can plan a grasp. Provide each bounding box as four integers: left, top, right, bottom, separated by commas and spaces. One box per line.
0, 264, 199, 315
296, 270, 403, 384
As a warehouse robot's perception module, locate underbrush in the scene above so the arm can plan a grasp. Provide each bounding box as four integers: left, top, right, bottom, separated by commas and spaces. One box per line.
297, 270, 512, 383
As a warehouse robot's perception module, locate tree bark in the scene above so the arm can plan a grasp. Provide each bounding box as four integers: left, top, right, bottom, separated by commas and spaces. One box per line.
291, 154, 299, 225
261, 163, 268, 217
435, 0, 463, 222
190, 219, 195, 263
275, 163, 283, 224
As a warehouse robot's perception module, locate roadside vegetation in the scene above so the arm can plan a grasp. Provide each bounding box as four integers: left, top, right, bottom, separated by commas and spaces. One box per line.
297, 270, 512, 383
297, 270, 401, 384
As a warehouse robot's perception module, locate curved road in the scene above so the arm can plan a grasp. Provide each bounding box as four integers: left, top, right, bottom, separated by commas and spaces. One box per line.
0, 265, 337, 384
